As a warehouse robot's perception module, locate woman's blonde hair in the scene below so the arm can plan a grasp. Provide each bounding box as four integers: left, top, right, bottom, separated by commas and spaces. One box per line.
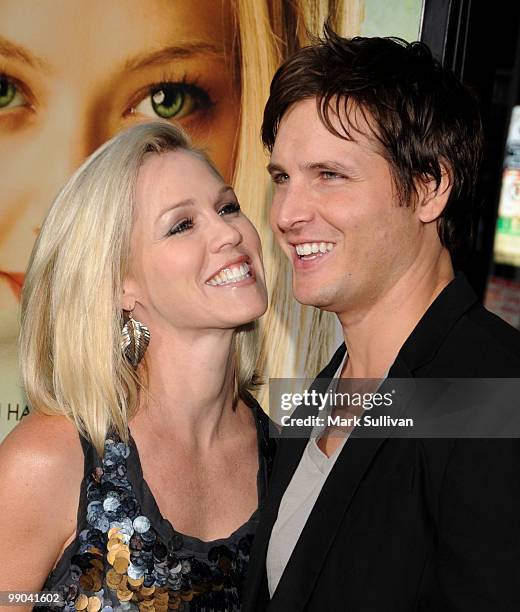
232, 1, 364, 405
20, 2, 366, 449
20, 122, 260, 457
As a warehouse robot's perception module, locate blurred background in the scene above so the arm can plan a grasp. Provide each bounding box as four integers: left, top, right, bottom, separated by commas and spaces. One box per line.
421, 0, 520, 329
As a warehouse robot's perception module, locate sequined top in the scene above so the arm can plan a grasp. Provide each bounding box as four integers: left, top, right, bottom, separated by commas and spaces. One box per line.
39, 398, 274, 612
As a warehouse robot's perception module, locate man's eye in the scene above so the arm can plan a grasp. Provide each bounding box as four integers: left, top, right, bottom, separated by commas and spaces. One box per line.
272, 173, 289, 184
168, 218, 194, 236
0, 75, 27, 110
133, 82, 213, 120
321, 171, 343, 180
219, 202, 240, 215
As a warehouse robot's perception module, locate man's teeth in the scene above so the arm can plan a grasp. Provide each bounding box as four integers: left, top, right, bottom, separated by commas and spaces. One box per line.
207, 262, 251, 286
295, 242, 334, 257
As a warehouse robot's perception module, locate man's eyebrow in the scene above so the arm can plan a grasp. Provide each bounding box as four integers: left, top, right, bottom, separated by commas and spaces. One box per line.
0, 35, 51, 72
124, 42, 225, 72
266, 160, 353, 175
266, 162, 286, 175
303, 160, 352, 173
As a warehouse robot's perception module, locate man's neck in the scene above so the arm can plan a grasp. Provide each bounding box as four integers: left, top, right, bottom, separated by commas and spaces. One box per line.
338, 261, 454, 379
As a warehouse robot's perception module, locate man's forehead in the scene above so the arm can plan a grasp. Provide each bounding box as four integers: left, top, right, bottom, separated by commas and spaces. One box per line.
271, 98, 383, 164
280, 96, 376, 131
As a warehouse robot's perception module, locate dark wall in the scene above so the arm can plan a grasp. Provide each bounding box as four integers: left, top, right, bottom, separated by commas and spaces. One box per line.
422, 0, 520, 298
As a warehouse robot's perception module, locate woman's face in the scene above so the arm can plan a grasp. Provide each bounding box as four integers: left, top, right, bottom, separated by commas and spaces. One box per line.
0, 0, 239, 308
125, 151, 267, 336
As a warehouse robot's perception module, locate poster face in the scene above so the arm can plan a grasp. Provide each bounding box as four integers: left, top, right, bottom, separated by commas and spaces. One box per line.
0, 0, 238, 434
0, 0, 423, 439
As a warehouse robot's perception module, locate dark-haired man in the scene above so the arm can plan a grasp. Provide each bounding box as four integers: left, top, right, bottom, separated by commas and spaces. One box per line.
243, 30, 520, 611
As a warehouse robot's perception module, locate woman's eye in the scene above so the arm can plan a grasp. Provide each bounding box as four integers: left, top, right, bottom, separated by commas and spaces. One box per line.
0, 75, 27, 110
219, 202, 241, 216
133, 82, 212, 120
168, 218, 193, 236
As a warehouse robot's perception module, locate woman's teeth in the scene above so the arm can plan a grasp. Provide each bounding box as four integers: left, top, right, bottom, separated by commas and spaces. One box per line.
207, 262, 251, 286
295, 242, 334, 258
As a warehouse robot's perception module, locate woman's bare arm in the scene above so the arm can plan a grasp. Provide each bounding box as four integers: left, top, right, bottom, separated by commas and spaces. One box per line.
0, 412, 83, 611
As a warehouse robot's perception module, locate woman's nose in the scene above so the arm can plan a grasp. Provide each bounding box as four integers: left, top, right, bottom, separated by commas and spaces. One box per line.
208, 216, 243, 252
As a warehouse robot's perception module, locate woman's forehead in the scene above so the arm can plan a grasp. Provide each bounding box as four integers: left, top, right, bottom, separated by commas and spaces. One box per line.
135, 151, 225, 208
0, 0, 234, 69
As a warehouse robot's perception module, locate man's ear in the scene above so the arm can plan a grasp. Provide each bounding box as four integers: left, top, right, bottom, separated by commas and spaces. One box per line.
415, 162, 453, 223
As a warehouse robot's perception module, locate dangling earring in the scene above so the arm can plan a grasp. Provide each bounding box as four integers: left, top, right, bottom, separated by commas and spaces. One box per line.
121, 309, 150, 367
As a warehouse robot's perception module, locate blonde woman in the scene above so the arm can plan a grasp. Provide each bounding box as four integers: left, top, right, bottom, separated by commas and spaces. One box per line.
0, 1, 364, 425
0, 122, 275, 611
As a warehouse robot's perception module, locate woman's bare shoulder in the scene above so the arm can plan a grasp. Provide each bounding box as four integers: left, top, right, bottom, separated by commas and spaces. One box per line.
0, 411, 84, 477
0, 411, 84, 514
0, 412, 85, 592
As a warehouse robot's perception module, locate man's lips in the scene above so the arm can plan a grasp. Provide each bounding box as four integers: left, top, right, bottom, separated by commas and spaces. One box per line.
288, 241, 336, 270
0, 272, 25, 300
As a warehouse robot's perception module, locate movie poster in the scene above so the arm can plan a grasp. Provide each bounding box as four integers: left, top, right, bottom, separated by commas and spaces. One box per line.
0, 1, 423, 440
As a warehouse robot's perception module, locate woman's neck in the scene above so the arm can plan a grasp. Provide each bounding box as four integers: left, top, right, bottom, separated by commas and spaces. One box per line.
130, 328, 240, 448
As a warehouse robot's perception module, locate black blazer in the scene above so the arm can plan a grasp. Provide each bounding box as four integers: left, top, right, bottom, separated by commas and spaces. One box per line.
243, 274, 520, 611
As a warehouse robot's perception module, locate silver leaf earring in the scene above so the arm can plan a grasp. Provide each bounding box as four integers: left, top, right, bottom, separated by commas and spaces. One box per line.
121, 309, 150, 367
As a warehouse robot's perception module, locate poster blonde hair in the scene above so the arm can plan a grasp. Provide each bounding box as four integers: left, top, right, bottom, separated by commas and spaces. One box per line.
20, 123, 259, 457
232, 1, 364, 405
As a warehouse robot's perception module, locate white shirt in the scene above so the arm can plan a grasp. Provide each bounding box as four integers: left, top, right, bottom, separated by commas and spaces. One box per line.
266, 357, 389, 597
266, 356, 348, 597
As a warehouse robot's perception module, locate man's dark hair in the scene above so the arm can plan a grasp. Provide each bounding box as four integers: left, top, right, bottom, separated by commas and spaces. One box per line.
262, 26, 484, 260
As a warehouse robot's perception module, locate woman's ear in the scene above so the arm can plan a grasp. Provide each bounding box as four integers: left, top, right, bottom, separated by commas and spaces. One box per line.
120, 275, 139, 312
416, 162, 453, 223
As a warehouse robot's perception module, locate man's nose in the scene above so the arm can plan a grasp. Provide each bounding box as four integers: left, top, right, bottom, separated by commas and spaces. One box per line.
270, 181, 315, 233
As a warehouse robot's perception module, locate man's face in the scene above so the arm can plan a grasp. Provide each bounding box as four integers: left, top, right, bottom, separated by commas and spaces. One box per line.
268, 98, 425, 318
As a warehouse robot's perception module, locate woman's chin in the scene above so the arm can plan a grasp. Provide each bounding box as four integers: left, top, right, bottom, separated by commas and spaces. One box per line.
0, 274, 24, 310
224, 302, 267, 330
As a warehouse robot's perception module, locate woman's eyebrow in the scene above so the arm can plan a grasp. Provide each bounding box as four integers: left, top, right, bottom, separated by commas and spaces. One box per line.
124, 42, 225, 72
0, 35, 51, 72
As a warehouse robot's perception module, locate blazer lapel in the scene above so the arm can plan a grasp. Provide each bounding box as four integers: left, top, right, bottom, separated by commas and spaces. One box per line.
243, 344, 347, 611
249, 274, 479, 610
268, 355, 413, 610
267, 275, 478, 609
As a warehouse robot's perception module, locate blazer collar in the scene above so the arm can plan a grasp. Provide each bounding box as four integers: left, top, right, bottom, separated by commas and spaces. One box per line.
391, 272, 478, 374
245, 273, 479, 611
269, 274, 479, 609
329, 273, 478, 377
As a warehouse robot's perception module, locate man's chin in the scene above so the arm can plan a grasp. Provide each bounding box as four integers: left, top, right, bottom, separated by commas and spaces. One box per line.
292, 286, 335, 310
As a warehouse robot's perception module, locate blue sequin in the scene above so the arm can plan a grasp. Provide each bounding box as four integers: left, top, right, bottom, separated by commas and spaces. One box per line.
39, 400, 275, 611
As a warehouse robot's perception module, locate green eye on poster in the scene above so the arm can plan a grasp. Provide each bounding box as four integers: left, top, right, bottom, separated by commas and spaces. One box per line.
0, 0, 423, 440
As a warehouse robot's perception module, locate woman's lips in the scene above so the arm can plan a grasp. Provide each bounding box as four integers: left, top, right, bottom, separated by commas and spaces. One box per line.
0, 272, 25, 300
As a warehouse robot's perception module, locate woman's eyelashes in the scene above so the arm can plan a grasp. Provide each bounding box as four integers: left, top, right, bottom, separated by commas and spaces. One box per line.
218, 202, 240, 216
0, 73, 213, 124
0, 74, 29, 111
167, 203, 241, 237
131, 80, 214, 121
168, 217, 193, 236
